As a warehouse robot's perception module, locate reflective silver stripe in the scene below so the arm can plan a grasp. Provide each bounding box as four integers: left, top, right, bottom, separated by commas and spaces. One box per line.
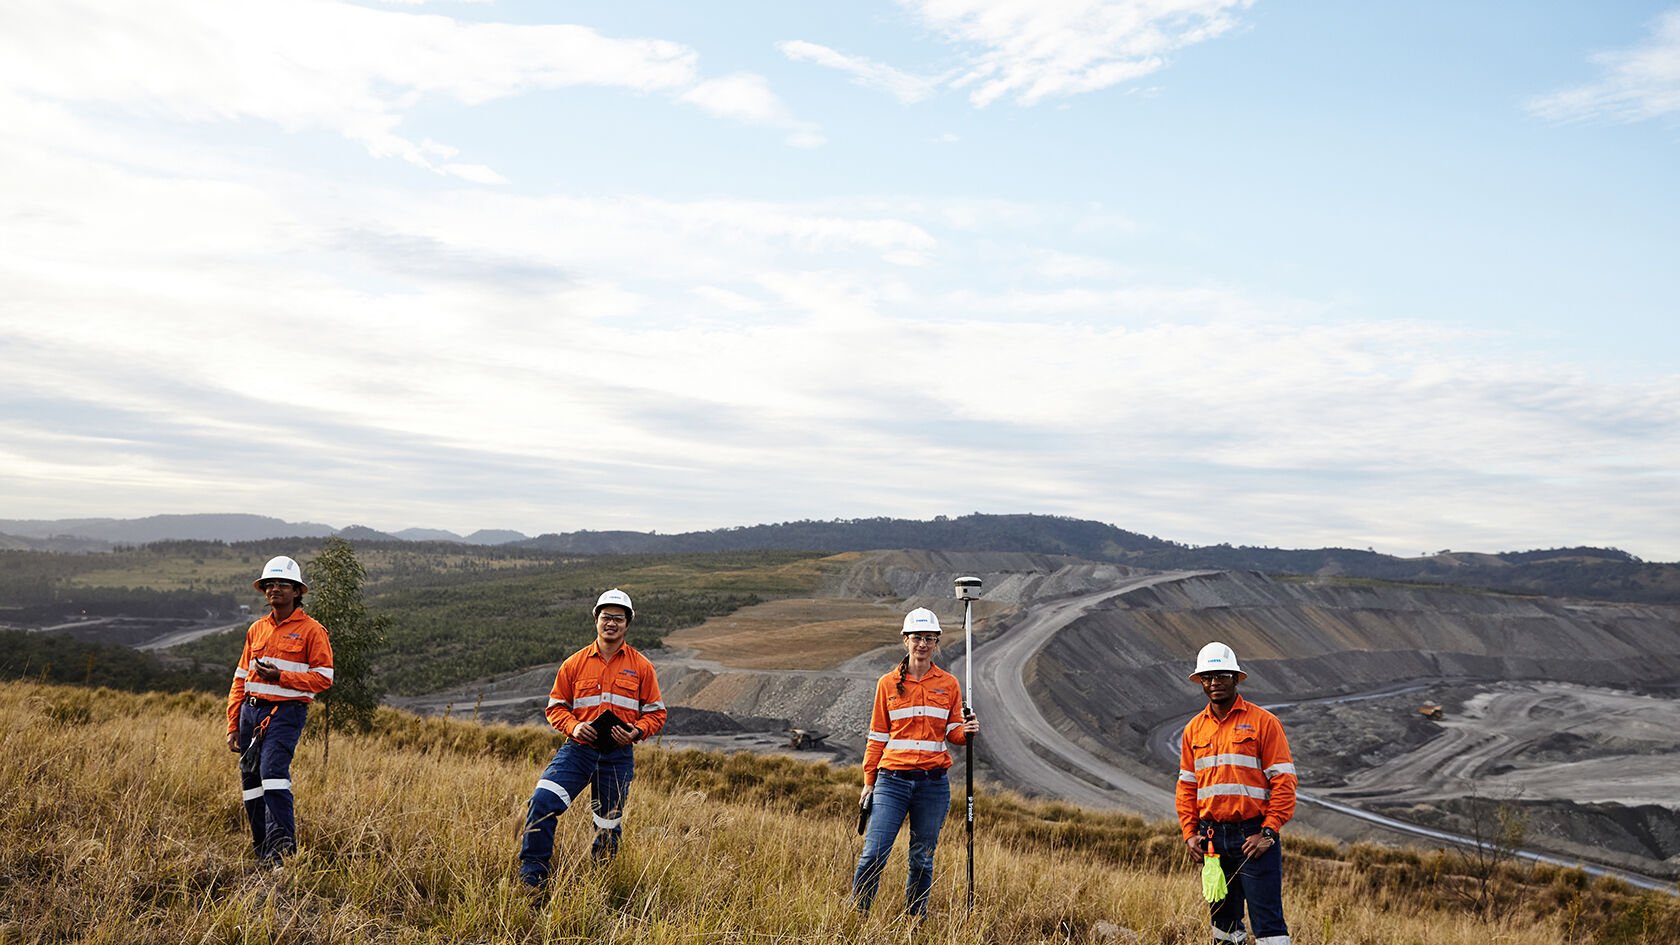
261, 778, 292, 792
264, 657, 310, 672
888, 705, 950, 722
1213, 929, 1247, 944
1254, 936, 1291, 945
537, 779, 572, 805
1198, 783, 1270, 801
313, 666, 334, 680
1179, 770, 1198, 783
592, 811, 623, 829
242, 786, 264, 801
1265, 762, 1296, 776
945, 722, 962, 735
602, 693, 640, 712
641, 701, 665, 712
572, 695, 603, 709
867, 731, 890, 743
244, 681, 317, 700
1195, 753, 1260, 771
548, 697, 569, 708
885, 738, 946, 752
234, 667, 248, 679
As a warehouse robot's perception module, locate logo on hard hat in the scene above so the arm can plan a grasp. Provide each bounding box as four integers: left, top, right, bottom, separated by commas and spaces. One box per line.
901, 607, 943, 634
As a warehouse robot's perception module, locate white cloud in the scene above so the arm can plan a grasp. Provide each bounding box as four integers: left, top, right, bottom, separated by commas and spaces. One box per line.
903, 0, 1253, 106
691, 285, 767, 313
441, 163, 508, 185
679, 73, 790, 124
778, 39, 942, 103
0, 0, 698, 179
1528, 9, 1680, 122
678, 72, 827, 146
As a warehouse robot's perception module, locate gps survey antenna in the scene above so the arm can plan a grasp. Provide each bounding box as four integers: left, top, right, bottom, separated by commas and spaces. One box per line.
954, 574, 982, 913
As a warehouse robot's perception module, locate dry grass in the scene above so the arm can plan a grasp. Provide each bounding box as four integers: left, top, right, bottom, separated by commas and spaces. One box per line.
2, 680, 1674, 944
664, 598, 903, 669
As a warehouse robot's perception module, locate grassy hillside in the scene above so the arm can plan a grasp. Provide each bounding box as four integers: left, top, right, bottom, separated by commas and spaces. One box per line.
2, 680, 1673, 944
1, 543, 836, 696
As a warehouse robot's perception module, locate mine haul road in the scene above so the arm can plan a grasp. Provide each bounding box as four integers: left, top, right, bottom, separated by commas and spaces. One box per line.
970, 570, 1214, 816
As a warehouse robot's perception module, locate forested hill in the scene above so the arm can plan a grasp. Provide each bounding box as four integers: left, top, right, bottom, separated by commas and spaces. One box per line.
518, 513, 1176, 558
518, 514, 1679, 604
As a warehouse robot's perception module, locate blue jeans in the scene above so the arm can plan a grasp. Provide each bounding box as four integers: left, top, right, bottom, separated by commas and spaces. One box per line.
851, 769, 951, 916
1203, 818, 1289, 945
236, 700, 308, 860
519, 740, 635, 884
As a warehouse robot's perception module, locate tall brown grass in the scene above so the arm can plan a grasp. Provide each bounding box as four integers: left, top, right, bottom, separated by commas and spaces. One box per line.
1, 680, 1672, 944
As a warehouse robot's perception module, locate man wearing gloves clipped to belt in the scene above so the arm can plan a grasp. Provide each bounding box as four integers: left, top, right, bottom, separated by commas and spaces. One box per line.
518, 588, 666, 887
1177, 642, 1297, 945
225, 555, 334, 865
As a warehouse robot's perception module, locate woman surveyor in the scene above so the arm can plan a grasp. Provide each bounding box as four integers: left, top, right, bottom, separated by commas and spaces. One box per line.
849, 606, 980, 917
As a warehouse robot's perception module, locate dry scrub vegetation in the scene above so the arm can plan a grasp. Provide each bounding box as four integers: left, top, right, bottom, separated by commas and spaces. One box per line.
3, 681, 1674, 945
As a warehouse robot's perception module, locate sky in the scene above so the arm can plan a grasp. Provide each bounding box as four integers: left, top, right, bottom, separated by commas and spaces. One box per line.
2, 1, 1678, 561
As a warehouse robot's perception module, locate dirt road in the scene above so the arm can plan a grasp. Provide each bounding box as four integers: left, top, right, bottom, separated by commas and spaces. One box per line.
971, 571, 1213, 815
135, 620, 243, 651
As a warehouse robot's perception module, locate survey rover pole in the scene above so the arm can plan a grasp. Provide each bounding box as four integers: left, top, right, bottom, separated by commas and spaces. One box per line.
954, 575, 983, 914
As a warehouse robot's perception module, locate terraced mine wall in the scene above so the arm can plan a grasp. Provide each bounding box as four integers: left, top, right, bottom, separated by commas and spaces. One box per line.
1028, 569, 1680, 759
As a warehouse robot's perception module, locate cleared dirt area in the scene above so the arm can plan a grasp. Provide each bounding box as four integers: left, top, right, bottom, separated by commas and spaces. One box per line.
1304, 681, 1680, 809
663, 598, 906, 670
1277, 681, 1680, 876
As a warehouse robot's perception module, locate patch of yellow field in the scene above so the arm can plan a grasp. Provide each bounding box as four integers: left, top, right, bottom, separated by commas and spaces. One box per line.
665, 597, 902, 670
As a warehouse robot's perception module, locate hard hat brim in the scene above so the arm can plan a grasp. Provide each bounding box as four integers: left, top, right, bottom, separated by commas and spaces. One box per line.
1188, 669, 1247, 681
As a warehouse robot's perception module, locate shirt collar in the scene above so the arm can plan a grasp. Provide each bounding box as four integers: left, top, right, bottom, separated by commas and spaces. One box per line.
1201, 693, 1250, 723
589, 641, 633, 662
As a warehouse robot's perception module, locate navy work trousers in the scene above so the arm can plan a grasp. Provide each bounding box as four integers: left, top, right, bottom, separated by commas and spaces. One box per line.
519, 740, 635, 884
237, 700, 308, 860
1203, 818, 1290, 945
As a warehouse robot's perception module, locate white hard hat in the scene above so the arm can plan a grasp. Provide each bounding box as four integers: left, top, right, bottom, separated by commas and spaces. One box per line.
594, 588, 634, 621
901, 607, 942, 635
253, 555, 306, 592
1190, 641, 1244, 681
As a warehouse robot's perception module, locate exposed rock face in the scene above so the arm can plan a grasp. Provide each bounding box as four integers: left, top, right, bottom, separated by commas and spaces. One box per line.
824, 549, 1139, 608
655, 659, 874, 753
1028, 569, 1680, 758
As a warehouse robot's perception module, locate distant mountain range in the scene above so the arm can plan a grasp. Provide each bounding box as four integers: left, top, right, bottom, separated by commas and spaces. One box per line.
0, 514, 527, 551
3, 512, 1674, 603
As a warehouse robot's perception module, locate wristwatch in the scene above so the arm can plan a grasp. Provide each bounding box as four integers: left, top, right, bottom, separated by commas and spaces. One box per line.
1260, 827, 1279, 844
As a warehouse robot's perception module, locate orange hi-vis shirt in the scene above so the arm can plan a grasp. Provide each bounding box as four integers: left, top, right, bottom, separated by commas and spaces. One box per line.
863, 662, 969, 786
544, 641, 667, 743
1176, 694, 1297, 838
225, 608, 335, 733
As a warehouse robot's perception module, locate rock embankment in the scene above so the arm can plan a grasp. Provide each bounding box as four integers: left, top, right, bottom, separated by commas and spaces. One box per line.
1027, 570, 1680, 759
